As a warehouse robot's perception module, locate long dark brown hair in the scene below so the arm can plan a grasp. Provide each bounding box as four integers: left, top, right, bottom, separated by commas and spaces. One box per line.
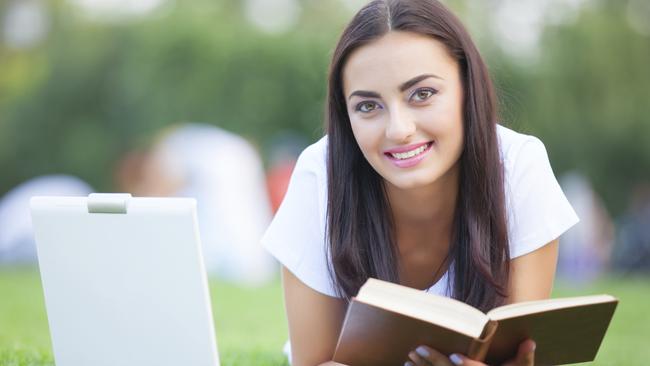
325, 0, 510, 312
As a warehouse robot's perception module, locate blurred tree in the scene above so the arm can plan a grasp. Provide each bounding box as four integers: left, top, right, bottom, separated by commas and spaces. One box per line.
0, 0, 343, 192
502, 0, 650, 215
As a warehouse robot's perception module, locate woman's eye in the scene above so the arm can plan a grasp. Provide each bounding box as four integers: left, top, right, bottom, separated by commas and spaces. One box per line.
355, 101, 379, 113
411, 88, 437, 102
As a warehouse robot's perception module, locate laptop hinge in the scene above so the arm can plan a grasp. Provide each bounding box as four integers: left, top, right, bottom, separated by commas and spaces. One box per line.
87, 193, 132, 214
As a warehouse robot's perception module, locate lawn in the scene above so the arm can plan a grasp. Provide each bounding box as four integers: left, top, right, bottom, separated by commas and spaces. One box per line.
0, 266, 648, 365
0, 267, 289, 366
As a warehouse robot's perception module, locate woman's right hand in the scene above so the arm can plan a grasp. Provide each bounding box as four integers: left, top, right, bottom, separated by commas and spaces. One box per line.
317, 339, 534, 366
405, 339, 536, 366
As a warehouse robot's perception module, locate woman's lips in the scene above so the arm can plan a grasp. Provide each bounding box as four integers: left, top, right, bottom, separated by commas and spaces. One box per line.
383, 141, 431, 154
384, 141, 434, 168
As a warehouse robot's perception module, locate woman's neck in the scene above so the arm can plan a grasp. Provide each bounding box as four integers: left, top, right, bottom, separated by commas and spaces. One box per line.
385, 163, 459, 226
384, 161, 460, 255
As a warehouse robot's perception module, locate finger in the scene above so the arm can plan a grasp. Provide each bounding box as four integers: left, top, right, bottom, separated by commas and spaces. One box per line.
448, 353, 488, 366
408, 345, 454, 366
503, 339, 536, 366
407, 351, 431, 366
518, 339, 536, 365
408, 350, 435, 366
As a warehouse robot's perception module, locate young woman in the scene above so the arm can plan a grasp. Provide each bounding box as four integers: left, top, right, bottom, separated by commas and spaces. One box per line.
261, 1, 579, 365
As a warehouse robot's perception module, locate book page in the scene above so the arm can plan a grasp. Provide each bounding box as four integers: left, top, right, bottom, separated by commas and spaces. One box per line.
357, 278, 489, 338
486, 294, 617, 321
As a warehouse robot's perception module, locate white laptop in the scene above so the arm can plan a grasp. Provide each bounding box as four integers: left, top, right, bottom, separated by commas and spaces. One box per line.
30, 193, 220, 366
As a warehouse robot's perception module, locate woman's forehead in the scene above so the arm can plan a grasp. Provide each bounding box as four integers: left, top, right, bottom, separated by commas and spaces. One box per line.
342, 31, 458, 94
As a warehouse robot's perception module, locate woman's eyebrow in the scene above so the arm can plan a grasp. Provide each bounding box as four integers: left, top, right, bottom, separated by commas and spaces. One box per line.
398, 73, 443, 92
347, 73, 443, 101
348, 90, 381, 101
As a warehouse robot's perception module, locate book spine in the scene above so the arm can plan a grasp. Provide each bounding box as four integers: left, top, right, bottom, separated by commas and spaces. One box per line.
467, 339, 490, 361
467, 320, 498, 361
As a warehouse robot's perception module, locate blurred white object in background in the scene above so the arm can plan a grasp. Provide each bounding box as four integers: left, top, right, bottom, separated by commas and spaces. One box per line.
244, 0, 301, 34
489, 0, 591, 62
146, 123, 276, 286
2, 0, 49, 49
626, 0, 650, 37
558, 171, 614, 283
67, 0, 170, 22
0, 175, 93, 264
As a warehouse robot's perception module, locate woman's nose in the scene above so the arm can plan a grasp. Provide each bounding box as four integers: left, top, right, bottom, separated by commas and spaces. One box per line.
385, 105, 416, 142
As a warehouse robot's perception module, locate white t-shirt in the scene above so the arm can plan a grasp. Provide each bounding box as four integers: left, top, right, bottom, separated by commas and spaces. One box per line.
261, 124, 580, 298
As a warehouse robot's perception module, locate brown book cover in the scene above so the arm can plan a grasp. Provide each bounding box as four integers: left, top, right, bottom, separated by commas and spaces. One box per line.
332, 279, 618, 366
333, 301, 498, 366
485, 300, 618, 365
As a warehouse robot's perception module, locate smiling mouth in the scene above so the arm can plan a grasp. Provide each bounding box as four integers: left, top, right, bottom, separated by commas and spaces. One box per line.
385, 142, 434, 160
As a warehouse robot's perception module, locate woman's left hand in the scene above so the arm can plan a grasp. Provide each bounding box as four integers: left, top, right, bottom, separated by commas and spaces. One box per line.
405, 339, 536, 366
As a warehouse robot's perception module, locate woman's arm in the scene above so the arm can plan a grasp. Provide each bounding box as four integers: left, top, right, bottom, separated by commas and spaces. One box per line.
282, 265, 348, 366
506, 238, 559, 303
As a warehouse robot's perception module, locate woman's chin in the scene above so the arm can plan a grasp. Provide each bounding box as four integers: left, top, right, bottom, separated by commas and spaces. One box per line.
382, 173, 438, 191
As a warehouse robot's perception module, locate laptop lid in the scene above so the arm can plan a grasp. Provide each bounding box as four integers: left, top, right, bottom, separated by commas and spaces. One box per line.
30, 193, 220, 366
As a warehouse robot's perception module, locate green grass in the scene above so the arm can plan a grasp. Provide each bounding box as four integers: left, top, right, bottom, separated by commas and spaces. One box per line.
552, 276, 650, 365
0, 267, 289, 366
1, 267, 648, 365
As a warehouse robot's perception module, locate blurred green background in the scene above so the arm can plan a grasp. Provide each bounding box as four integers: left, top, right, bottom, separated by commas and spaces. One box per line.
1, 0, 649, 214
1, 0, 649, 364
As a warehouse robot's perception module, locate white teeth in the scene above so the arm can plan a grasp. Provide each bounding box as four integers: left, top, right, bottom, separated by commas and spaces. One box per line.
390, 143, 429, 160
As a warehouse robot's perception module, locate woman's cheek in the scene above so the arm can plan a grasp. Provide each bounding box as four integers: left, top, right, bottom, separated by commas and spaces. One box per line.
350, 124, 378, 160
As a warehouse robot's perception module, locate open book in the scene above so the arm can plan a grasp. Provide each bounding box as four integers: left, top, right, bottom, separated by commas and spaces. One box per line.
333, 278, 618, 366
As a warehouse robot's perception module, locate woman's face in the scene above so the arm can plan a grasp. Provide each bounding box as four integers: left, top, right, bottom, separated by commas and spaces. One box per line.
342, 31, 464, 191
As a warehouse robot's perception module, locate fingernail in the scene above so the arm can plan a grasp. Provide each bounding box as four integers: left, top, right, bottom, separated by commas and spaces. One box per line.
449, 353, 464, 366
415, 346, 430, 358
531, 341, 537, 352
404, 362, 415, 366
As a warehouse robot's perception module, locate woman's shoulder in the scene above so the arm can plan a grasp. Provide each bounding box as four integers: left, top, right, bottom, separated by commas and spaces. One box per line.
295, 135, 328, 174
497, 124, 580, 258
496, 124, 557, 192
262, 134, 337, 297
496, 124, 547, 167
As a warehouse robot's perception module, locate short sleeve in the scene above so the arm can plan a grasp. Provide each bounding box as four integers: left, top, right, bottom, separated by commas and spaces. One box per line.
505, 136, 580, 258
260, 141, 339, 297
